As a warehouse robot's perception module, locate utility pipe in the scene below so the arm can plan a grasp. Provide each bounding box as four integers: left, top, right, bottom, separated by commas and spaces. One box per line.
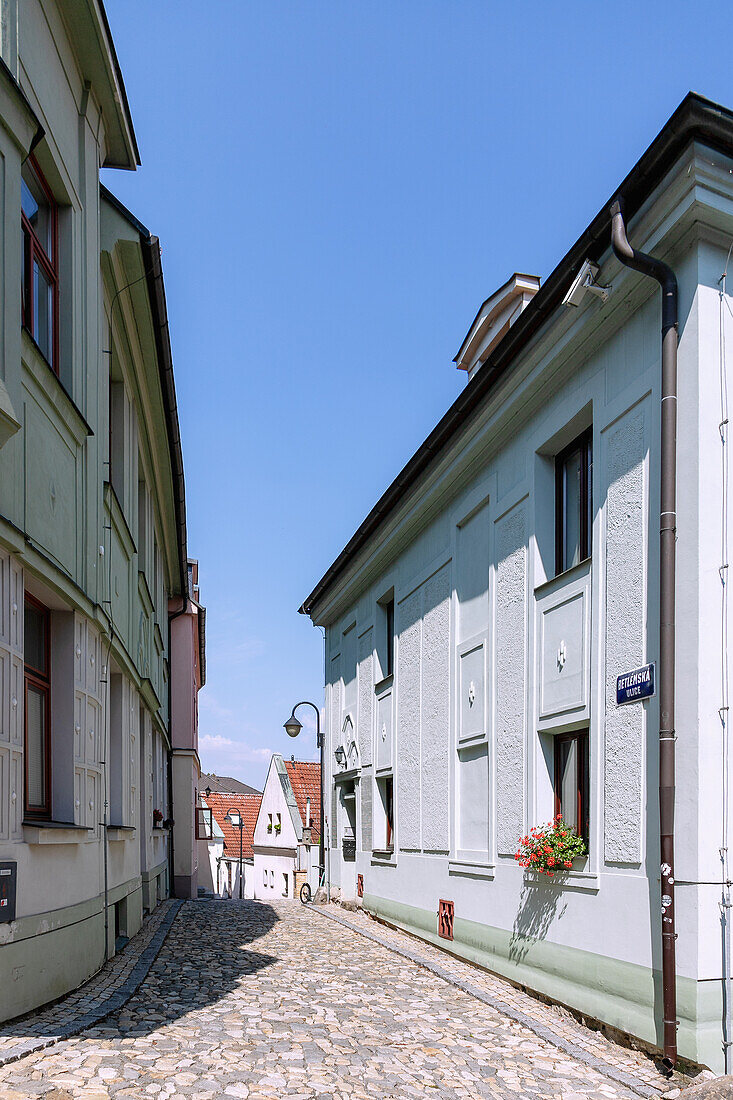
610, 198, 678, 1072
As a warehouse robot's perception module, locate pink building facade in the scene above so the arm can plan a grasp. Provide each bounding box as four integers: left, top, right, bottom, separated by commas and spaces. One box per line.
170, 560, 206, 898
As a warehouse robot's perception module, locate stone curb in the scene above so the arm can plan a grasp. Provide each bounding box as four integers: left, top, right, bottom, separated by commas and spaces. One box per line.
311, 903, 662, 1100
0, 899, 184, 1069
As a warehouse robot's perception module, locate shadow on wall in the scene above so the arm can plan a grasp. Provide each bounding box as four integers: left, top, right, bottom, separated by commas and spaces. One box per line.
0, 901, 280, 1042
509, 881, 567, 964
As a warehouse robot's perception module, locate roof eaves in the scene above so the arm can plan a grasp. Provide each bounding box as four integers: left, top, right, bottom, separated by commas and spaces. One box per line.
300, 92, 733, 620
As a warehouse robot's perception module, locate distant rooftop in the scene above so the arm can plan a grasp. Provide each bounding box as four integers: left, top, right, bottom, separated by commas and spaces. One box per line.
200, 773, 261, 797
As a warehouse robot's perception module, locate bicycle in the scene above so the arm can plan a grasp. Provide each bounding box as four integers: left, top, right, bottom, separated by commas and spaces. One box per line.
299, 868, 326, 904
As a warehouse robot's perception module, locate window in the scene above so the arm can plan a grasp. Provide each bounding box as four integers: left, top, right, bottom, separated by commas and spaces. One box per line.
555, 430, 592, 575
377, 776, 394, 851
21, 157, 58, 372
267, 813, 272, 833
24, 595, 51, 817
385, 598, 394, 677
554, 730, 589, 845
263, 867, 267, 886
377, 593, 395, 681
282, 873, 288, 897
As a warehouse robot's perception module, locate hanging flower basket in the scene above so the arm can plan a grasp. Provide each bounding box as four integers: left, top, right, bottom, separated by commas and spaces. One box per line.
515, 815, 587, 877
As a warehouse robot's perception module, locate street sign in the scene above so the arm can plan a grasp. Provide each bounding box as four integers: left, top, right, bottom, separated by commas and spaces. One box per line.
616, 663, 655, 706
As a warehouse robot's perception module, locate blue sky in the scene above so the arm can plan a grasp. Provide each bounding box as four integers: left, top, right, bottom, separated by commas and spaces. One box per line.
103, 1, 733, 789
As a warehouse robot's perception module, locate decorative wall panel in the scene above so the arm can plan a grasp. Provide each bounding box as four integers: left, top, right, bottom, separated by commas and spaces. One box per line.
495, 503, 527, 855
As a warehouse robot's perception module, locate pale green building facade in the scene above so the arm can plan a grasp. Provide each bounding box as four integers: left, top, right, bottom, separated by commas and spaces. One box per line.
0, 0, 195, 1020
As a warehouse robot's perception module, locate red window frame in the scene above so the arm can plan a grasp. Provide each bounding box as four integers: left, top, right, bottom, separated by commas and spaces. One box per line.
384, 776, 394, 850
555, 428, 593, 576
21, 155, 59, 375
553, 729, 589, 845
24, 593, 51, 819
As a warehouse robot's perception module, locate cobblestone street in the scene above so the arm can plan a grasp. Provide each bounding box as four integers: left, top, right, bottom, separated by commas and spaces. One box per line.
0, 900, 676, 1099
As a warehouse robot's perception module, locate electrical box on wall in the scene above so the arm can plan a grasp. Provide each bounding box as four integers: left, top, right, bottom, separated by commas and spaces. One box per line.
0, 861, 17, 923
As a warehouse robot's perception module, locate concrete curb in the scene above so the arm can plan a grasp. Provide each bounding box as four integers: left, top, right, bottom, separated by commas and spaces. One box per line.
0, 899, 183, 1068
311, 903, 664, 1100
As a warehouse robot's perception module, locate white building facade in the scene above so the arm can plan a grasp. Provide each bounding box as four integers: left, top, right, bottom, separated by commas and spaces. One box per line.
253, 755, 320, 901
302, 95, 733, 1073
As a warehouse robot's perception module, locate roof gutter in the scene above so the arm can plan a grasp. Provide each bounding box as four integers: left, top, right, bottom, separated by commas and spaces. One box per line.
300, 92, 733, 619
141, 235, 189, 600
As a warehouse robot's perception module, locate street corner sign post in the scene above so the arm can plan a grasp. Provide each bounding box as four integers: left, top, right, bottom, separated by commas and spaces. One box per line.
616, 663, 655, 706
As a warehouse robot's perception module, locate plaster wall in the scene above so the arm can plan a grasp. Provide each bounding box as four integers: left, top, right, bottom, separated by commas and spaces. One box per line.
316, 148, 733, 1069
0, 1, 185, 1021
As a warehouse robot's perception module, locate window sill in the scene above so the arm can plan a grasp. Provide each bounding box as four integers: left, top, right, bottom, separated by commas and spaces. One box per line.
374, 674, 394, 696
152, 827, 168, 835
448, 858, 495, 879
107, 825, 135, 842
21, 328, 93, 440
534, 556, 591, 596
23, 820, 91, 845
371, 848, 396, 866
522, 867, 599, 893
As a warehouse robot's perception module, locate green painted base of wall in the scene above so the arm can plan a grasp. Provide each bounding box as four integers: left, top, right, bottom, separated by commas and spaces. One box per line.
362, 892, 726, 1074
0, 875, 145, 1025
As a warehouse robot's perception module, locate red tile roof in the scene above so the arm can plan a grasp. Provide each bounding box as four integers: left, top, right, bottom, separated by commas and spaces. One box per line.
206, 792, 261, 859
284, 759, 322, 841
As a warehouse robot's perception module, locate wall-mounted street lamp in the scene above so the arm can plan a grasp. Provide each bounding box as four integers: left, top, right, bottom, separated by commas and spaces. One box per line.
283, 701, 324, 889
334, 745, 346, 767
204, 786, 212, 798
224, 807, 244, 900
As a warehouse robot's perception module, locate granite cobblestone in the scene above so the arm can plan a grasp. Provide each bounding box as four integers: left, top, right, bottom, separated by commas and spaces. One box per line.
0, 898, 689, 1098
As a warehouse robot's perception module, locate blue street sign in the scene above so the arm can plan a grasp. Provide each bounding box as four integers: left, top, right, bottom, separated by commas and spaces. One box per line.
616, 663, 655, 706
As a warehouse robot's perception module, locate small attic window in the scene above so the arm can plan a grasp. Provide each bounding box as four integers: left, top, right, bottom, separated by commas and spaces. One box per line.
454, 273, 540, 381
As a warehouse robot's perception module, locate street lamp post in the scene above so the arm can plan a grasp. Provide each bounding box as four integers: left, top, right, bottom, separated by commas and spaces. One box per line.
283, 701, 324, 890
224, 808, 244, 899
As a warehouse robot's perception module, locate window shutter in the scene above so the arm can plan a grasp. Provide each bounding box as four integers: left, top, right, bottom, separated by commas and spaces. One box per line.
26, 683, 47, 809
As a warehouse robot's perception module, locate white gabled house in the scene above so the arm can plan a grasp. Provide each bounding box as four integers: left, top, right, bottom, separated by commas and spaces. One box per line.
253, 755, 321, 900
301, 94, 733, 1074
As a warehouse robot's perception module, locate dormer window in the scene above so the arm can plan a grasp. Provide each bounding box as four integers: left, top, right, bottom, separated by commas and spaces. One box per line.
21, 157, 58, 373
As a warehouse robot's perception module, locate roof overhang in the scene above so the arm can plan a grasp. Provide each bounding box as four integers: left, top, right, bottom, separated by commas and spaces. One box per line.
57, 0, 139, 169
300, 92, 733, 620
100, 185, 188, 599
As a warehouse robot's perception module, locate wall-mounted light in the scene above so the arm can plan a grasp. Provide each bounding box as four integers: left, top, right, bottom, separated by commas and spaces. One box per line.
334, 745, 346, 767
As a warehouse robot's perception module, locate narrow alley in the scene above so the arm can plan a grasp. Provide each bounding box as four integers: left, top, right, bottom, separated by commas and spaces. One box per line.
0, 901, 675, 1099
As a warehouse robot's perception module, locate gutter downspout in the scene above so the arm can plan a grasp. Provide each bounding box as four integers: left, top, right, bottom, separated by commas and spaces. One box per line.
168, 597, 189, 897
610, 197, 678, 1072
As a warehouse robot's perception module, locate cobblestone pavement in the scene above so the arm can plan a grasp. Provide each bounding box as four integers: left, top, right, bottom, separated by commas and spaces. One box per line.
0, 900, 182, 1067
0, 899, 680, 1099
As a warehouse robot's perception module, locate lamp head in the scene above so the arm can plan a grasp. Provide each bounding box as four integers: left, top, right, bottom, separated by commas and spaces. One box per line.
204, 786, 211, 798
225, 808, 242, 828
334, 745, 346, 766
284, 713, 303, 738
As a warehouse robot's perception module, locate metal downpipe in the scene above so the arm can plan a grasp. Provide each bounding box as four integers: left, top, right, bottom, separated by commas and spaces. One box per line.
610, 198, 679, 1072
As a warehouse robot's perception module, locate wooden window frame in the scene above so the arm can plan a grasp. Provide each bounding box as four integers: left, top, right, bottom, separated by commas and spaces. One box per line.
384, 775, 394, 851
21, 155, 59, 375
553, 729, 589, 845
555, 428, 593, 576
385, 598, 394, 678
195, 805, 213, 840
24, 593, 51, 819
